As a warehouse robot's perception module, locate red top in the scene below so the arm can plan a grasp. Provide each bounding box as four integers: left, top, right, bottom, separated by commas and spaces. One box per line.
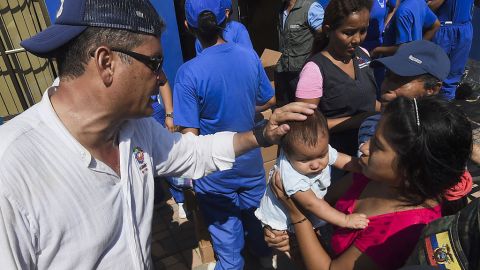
331, 174, 442, 270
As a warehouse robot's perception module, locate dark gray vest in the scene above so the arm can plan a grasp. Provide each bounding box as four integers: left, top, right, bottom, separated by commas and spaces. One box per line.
276, 0, 316, 73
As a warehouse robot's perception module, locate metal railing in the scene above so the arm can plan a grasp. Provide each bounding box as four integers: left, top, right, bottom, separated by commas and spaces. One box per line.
0, 0, 57, 118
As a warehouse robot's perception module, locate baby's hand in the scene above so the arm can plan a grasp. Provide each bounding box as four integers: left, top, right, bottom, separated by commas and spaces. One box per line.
344, 213, 369, 229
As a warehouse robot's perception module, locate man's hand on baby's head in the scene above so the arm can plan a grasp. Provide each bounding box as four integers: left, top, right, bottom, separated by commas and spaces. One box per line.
344, 213, 369, 229
264, 102, 316, 145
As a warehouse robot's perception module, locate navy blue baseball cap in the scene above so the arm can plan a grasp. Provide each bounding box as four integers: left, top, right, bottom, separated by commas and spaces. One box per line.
21, 0, 164, 58
371, 40, 450, 81
185, 0, 226, 28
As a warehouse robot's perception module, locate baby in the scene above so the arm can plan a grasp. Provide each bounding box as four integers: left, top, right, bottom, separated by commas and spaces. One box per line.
255, 110, 369, 233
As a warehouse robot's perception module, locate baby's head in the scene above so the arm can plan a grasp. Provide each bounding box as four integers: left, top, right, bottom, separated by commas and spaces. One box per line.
281, 110, 330, 176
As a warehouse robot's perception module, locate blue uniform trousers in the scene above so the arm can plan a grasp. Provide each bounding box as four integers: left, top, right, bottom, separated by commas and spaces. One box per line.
433, 22, 473, 100
194, 175, 271, 270
167, 177, 186, 203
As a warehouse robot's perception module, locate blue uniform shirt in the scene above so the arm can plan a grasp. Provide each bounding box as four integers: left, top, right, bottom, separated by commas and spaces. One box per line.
174, 42, 274, 181
362, 0, 398, 50
384, 0, 437, 45
195, 21, 253, 54
435, 0, 473, 24
471, 6, 480, 61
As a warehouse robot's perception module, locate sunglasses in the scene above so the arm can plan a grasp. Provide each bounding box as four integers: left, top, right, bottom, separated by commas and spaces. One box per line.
110, 48, 164, 75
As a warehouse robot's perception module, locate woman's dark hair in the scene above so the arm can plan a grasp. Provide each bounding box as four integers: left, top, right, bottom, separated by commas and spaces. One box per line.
382, 96, 472, 214
281, 110, 329, 157
188, 10, 226, 47
311, 0, 373, 55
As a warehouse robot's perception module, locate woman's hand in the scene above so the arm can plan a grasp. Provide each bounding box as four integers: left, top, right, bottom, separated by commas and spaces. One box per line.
270, 170, 306, 221
263, 226, 290, 254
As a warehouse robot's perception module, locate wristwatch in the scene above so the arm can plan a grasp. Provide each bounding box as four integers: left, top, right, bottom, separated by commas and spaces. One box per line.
253, 121, 272, 147
165, 112, 173, 118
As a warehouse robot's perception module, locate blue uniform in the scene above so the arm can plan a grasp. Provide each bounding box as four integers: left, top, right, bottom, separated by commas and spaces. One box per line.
363, 0, 397, 96
471, 6, 480, 61
151, 96, 186, 204
174, 42, 274, 270
195, 21, 253, 54
363, 0, 390, 51
432, 0, 474, 100
384, 0, 437, 45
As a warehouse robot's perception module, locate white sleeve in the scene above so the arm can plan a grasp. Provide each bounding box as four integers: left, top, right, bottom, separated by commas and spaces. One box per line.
0, 193, 37, 269
328, 144, 338, 166
152, 127, 236, 179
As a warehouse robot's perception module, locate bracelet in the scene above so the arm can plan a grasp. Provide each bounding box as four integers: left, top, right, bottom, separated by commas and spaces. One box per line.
165, 112, 173, 118
289, 217, 307, 226
253, 121, 273, 147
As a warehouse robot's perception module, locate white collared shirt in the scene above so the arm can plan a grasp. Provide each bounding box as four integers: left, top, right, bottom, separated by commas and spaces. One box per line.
0, 87, 235, 269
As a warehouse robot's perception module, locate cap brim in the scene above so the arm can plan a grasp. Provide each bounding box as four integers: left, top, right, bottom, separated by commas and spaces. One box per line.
21, 24, 87, 58
371, 56, 427, 77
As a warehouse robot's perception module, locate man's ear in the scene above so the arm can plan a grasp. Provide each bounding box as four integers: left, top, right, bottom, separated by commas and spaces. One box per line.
93, 46, 114, 87
427, 81, 442, 96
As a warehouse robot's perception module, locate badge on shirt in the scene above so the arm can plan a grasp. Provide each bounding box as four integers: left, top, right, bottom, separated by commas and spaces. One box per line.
424, 231, 462, 270
356, 55, 371, 69
133, 146, 148, 175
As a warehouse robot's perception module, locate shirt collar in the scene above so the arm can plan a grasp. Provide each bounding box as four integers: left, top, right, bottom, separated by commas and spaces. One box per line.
38, 87, 93, 167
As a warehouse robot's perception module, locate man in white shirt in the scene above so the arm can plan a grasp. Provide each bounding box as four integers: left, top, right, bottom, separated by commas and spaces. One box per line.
0, 0, 315, 269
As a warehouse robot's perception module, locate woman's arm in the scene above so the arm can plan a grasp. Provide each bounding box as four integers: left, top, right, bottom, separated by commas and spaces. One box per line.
159, 81, 175, 132
294, 101, 356, 130
329, 112, 377, 133
423, 19, 441, 41
370, 45, 399, 58
271, 172, 377, 270
295, 97, 320, 105
384, 0, 400, 27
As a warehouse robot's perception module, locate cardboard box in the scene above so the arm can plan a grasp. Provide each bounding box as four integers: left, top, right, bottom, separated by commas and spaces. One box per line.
260, 49, 282, 88
260, 108, 272, 120
184, 189, 216, 264
261, 145, 278, 163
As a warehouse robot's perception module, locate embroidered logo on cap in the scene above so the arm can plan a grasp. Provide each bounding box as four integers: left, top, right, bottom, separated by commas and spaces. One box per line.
409, 55, 423, 65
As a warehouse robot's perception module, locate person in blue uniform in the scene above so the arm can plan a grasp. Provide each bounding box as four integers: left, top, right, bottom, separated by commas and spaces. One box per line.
428, 0, 475, 100
362, 0, 398, 95
194, 0, 253, 54
174, 0, 275, 269
371, 0, 440, 58
362, 0, 398, 51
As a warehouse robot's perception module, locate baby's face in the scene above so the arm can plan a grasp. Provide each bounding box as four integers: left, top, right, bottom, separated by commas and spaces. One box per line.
286, 135, 329, 176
